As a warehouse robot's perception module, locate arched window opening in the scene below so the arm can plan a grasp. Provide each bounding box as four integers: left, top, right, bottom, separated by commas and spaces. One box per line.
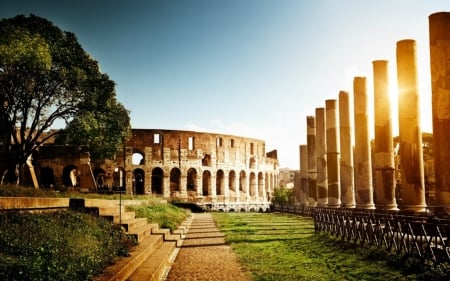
133, 168, 145, 195
239, 171, 246, 193
187, 168, 197, 192
132, 152, 144, 165
40, 167, 55, 188
170, 168, 181, 193
216, 170, 225, 195
202, 170, 211, 196
229, 170, 236, 193
62, 165, 79, 187
202, 154, 211, 166
258, 172, 264, 197
249, 172, 256, 196
151, 167, 164, 195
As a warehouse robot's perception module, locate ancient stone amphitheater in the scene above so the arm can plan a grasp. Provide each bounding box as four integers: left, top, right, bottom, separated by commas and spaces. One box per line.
37, 129, 279, 212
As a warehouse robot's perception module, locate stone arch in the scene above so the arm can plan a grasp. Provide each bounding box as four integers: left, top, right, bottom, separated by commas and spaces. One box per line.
249, 172, 256, 196
170, 168, 181, 193
202, 154, 211, 166
40, 167, 55, 188
62, 165, 79, 187
249, 157, 256, 169
239, 170, 246, 193
133, 168, 145, 195
187, 168, 197, 193
229, 170, 236, 194
258, 172, 264, 197
202, 170, 211, 196
132, 150, 144, 165
216, 169, 225, 195
93, 168, 106, 188
151, 167, 164, 195
265, 172, 272, 199
265, 172, 270, 194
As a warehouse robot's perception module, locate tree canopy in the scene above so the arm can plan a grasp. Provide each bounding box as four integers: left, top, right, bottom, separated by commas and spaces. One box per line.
0, 14, 130, 184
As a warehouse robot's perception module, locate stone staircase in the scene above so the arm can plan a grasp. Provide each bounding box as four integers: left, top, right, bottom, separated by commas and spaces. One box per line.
69, 198, 191, 281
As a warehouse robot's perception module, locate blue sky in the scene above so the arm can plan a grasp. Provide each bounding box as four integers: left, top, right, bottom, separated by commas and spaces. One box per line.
2, 0, 449, 169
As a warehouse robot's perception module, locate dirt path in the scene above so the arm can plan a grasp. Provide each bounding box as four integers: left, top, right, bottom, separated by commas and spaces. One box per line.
165, 213, 252, 281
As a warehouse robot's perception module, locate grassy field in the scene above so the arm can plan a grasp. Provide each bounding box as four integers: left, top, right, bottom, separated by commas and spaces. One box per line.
212, 212, 440, 281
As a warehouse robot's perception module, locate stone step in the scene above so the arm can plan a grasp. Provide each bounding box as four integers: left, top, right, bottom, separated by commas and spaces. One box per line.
152, 228, 171, 240
94, 234, 164, 281
127, 241, 177, 281
127, 224, 154, 243
84, 198, 119, 208
101, 211, 136, 224
172, 229, 185, 239
98, 205, 125, 215
121, 217, 148, 232
165, 233, 183, 248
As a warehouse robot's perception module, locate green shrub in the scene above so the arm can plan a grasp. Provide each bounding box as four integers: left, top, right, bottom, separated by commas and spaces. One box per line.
128, 202, 190, 231
271, 186, 294, 205
0, 211, 135, 281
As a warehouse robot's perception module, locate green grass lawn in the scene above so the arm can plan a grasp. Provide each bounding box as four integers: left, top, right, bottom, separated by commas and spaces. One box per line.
213, 212, 437, 281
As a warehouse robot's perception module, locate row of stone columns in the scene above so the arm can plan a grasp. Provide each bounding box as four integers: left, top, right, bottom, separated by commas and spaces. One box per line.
297, 12, 450, 211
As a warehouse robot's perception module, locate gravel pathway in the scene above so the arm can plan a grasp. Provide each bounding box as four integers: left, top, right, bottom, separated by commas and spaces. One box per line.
165, 213, 252, 281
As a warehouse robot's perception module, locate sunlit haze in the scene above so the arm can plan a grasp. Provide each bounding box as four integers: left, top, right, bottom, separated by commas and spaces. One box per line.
2, 0, 449, 169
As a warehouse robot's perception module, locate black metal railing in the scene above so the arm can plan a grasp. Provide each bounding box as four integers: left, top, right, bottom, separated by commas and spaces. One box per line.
274, 204, 450, 264
315, 208, 450, 263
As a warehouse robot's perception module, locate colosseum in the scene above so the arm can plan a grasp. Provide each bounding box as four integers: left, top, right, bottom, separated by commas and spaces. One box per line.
36, 129, 280, 212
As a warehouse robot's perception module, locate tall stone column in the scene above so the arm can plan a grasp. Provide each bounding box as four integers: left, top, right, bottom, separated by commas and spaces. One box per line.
307, 116, 318, 206
315, 107, 328, 207
300, 144, 309, 206
396, 39, 427, 212
326, 99, 341, 207
373, 60, 398, 210
429, 12, 450, 205
339, 91, 356, 208
353, 77, 375, 209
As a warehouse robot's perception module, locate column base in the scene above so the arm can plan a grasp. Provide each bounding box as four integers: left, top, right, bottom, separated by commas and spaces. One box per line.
398, 204, 427, 213
356, 203, 376, 209
375, 204, 399, 211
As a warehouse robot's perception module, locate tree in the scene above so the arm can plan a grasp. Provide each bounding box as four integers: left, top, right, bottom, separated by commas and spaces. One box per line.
57, 93, 131, 160
0, 14, 130, 185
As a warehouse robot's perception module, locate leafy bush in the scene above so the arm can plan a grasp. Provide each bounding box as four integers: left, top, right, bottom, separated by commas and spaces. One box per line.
271, 186, 294, 205
128, 202, 190, 231
0, 211, 135, 281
